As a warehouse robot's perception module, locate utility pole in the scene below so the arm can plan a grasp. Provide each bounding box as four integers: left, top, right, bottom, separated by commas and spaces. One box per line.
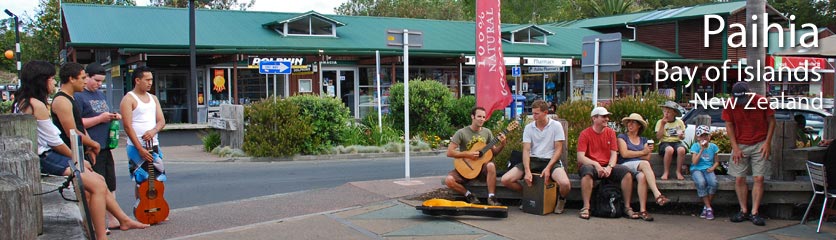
5, 9, 20, 82
746, 0, 766, 95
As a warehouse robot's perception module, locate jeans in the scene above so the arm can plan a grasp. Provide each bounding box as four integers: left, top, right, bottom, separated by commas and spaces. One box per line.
691, 169, 717, 197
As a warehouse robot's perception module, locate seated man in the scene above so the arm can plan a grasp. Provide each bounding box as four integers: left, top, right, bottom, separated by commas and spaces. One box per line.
445, 106, 506, 206
501, 100, 570, 214
576, 107, 635, 219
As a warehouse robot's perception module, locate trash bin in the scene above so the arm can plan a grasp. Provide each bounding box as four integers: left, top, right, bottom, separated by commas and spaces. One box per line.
505, 94, 526, 119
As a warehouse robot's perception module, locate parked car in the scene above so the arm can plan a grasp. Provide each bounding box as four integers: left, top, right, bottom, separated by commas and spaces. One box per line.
680, 99, 833, 145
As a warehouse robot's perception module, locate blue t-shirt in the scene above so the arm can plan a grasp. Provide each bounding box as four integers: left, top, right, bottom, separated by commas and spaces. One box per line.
75, 89, 111, 149
617, 133, 647, 164
689, 142, 719, 171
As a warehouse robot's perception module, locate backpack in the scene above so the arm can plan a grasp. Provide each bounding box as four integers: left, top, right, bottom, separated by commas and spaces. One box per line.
591, 181, 624, 218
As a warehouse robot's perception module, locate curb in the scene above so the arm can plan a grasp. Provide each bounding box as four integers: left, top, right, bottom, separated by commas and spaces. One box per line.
227, 150, 446, 162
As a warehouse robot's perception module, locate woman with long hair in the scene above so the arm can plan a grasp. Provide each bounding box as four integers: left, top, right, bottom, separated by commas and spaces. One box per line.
15, 60, 148, 239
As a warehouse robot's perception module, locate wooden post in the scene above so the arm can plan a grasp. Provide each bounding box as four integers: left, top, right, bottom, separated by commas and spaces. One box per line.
771, 120, 796, 181
219, 104, 244, 149
0, 173, 37, 240
0, 114, 42, 235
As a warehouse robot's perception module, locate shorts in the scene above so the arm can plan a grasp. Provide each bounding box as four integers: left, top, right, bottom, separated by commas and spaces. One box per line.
728, 141, 771, 177
658, 141, 685, 158
448, 162, 491, 184
620, 160, 642, 177
513, 157, 563, 172
39, 150, 71, 176
578, 164, 631, 182
92, 149, 116, 192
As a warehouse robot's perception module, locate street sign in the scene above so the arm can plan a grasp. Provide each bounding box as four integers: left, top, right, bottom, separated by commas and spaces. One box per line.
386, 29, 424, 48
581, 33, 622, 73
258, 61, 292, 74
511, 66, 521, 77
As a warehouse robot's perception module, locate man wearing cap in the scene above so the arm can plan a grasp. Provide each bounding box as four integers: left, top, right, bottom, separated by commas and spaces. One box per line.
655, 101, 687, 180
75, 62, 122, 228
722, 81, 775, 226
501, 100, 569, 214
577, 106, 635, 219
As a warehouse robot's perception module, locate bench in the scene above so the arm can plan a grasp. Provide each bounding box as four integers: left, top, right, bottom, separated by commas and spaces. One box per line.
461, 152, 814, 219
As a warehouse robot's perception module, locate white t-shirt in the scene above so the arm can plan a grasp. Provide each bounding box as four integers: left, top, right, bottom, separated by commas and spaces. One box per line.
522, 119, 566, 159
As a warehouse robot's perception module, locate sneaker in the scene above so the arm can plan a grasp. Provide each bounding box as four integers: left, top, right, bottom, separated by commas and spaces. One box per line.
730, 211, 749, 223
554, 196, 567, 214
751, 214, 766, 226
705, 209, 715, 220
699, 208, 707, 219
487, 196, 501, 206
465, 193, 481, 204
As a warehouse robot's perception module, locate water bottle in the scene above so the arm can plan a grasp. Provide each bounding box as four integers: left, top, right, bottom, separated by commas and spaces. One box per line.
108, 119, 120, 149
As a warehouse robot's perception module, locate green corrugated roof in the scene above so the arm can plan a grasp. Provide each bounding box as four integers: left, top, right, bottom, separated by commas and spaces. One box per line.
549, 1, 747, 28
62, 3, 680, 60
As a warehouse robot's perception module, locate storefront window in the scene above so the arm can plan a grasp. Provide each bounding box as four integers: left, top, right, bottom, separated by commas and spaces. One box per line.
208, 68, 231, 107
616, 69, 654, 98
572, 68, 613, 101
236, 69, 271, 104
359, 67, 391, 120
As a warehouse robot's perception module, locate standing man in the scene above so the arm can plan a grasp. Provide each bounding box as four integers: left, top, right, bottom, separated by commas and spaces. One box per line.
120, 66, 166, 187
445, 106, 506, 206
76, 63, 122, 229
722, 82, 775, 226
576, 106, 635, 220
501, 100, 569, 214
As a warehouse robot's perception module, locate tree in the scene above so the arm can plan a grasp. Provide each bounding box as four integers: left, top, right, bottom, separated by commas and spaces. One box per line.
768, 0, 836, 28
149, 0, 255, 10
335, 0, 467, 21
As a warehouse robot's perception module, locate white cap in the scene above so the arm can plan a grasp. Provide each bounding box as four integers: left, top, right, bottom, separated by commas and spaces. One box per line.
590, 107, 612, 117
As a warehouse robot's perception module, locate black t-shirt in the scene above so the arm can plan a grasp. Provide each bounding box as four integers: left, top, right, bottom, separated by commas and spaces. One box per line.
52, 91, 85, 146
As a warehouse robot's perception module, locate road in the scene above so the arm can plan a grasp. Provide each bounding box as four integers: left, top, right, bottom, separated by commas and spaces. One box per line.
114, 155, 451, 213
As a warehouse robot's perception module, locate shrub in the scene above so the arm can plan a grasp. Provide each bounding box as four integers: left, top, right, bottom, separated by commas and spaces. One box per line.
449, 95, 476, 128
556, 100, 594, 173
339, 123, 368, 146
491, 118, 528, 171
201, 130, 221, 152
607, 92, 668, 140
243, 98, 313, 157
360, 114, 403, 146
0, 101, 12, 114
287, 95, 353, 154
389, 79, 454, 139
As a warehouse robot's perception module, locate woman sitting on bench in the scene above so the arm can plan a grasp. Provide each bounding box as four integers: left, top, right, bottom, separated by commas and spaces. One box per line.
14, 60, 149, 239
617, 113, 669, 221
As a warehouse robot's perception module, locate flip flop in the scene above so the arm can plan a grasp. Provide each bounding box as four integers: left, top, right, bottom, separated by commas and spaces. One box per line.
640, 211, 654, 221
625, 208, 640, 219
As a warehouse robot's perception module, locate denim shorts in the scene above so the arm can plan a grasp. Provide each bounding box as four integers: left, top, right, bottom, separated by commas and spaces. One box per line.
40, 150, 71, 176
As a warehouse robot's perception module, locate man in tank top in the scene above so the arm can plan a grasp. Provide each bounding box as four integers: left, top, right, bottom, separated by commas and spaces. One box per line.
52, 62, 101, 162
119, 66, 166, 188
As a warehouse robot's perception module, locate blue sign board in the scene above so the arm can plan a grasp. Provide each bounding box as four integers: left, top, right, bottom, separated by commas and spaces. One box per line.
511, 66, 521, 77
259, 61, 292, 74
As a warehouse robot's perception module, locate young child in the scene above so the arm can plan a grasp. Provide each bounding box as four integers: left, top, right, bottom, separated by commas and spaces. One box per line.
689, 125, 720, 220
656, 101, 687, 180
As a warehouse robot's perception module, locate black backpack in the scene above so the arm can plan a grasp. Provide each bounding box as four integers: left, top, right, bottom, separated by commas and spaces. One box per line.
591, 181, 624, 218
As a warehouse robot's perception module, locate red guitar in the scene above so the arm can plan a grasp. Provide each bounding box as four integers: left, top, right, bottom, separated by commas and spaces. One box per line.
134, 141, 169, 225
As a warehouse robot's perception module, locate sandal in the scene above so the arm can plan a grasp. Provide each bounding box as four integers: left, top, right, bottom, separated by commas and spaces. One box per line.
655, 195, 669, 206
640, 211, 654, 221
625, 208, 640, 219
579, 207, 590, 220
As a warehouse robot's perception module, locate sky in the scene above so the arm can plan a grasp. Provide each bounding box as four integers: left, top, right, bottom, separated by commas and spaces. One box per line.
0, 0, 348, 19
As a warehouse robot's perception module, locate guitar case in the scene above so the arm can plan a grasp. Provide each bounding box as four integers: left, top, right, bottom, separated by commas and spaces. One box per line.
415, 199, 508, 218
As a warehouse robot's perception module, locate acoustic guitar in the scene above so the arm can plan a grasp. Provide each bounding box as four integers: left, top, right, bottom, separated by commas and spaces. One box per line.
453, 121, 519, 179
134, 141, 170, 225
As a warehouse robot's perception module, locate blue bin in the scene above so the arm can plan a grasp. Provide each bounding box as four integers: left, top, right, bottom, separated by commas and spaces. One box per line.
505, 94, 526, 119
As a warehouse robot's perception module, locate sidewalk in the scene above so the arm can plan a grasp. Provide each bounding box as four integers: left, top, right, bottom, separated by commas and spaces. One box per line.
39, 144, 836, 239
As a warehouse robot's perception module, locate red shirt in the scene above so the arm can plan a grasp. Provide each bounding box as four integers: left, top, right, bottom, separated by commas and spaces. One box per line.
578, 127, 618, 167
721, 94, 775, 145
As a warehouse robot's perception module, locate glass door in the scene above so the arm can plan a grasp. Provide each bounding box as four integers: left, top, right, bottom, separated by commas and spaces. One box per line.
323, 68, 358, 118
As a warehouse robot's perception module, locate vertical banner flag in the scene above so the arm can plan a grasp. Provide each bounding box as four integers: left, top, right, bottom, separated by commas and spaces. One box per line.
475, 0, 512, 119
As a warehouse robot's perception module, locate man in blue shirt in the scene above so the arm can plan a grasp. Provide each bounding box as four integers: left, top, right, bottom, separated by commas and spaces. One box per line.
75, 62, 122, 228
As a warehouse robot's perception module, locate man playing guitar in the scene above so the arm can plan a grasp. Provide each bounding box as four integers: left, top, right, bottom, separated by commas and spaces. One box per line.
445, 106, 507, 206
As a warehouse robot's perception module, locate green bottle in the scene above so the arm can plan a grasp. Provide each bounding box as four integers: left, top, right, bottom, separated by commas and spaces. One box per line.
108, 119, 120, 149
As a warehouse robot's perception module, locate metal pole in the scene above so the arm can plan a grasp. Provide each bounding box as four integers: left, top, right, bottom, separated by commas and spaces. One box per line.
5, 10, 20, 82
403, 29, 411, 181
376, 50, 382, 133
189, 1, 197, 115
265, 74, 269, 98
592, 38, 600, 106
